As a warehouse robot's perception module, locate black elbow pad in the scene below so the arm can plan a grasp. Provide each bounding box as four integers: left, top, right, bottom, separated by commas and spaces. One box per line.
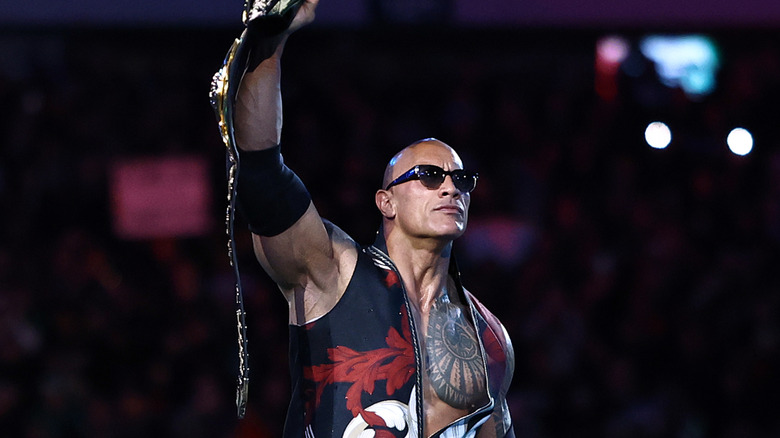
235, 145, 312, 236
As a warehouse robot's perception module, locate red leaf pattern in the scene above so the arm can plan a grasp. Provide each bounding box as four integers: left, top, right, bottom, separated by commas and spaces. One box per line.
383, 270, 400, 288
303, 305, 415, 430
482, 325, 505, 364
374, 430, 401, 438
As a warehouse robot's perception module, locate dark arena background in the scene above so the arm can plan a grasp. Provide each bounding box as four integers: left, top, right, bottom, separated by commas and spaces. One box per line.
2, 0, 779, 437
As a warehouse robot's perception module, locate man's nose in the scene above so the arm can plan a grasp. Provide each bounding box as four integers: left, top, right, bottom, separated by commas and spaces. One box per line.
439, 175, 460, 197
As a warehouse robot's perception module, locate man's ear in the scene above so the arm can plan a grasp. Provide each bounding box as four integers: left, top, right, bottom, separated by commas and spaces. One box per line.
375, 190, 396, 219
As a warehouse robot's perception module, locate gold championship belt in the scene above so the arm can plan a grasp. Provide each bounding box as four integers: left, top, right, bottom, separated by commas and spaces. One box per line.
209, 0, 304, 419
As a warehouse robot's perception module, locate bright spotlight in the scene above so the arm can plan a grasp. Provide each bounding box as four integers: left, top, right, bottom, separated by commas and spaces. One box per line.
639, 35, 720, 98
727, 128, 753, 156
597, 36, 630, 64
645, 121, 672, 149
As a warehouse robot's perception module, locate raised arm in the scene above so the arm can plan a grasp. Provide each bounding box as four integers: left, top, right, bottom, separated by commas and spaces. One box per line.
234, 0, 319, 152
232, 0, 357, 324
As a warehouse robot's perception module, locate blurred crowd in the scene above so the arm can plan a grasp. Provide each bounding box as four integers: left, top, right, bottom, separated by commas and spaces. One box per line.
0, 27, 778, 437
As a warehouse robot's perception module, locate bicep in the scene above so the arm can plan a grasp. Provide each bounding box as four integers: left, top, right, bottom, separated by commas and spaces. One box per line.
477, 409, 514, 438
251, 202, 352, 297
252, 202, 329, 285
476, 416, 498, 438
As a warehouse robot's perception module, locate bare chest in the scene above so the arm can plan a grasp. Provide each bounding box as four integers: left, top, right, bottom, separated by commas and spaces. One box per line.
418, 296, 489, 422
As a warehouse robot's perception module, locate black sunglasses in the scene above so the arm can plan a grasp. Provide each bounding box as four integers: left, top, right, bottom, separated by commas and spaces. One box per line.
385, 164, 479, 193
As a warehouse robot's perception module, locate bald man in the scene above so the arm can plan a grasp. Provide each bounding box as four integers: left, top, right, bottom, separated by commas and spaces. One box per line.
220, 1, 514, 436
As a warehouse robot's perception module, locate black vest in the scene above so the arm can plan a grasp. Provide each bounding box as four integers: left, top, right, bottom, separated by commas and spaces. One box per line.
284, 235, 514, 437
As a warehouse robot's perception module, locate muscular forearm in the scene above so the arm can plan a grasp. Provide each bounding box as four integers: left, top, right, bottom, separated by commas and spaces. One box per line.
234, 38, 288, 152
233, 0, 317, 151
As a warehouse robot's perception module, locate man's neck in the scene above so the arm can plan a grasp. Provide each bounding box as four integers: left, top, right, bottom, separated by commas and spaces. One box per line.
385, 236, 453, 314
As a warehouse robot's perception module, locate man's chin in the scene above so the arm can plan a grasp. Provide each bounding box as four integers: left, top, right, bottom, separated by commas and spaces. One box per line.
434, 223, 467, 240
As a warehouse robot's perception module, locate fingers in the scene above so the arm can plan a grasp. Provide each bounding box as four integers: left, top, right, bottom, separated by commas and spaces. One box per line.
301, 0, 320, 15
288, 0, 319, 33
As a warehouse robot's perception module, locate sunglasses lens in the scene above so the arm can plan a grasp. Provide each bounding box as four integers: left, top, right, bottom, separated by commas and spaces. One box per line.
415, 166, 477, 192
452, 170, 477, 193
418, 167, 446, 189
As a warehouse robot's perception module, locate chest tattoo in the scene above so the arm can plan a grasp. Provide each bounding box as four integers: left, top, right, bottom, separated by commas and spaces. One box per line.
425, 296, 487, 409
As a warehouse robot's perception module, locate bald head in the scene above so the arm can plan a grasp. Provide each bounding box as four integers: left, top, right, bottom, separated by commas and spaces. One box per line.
376, 137, 472, 245
382, 138, 464, 189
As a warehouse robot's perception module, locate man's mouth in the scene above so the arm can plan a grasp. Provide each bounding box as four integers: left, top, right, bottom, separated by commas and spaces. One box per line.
434, 205, 463, 215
